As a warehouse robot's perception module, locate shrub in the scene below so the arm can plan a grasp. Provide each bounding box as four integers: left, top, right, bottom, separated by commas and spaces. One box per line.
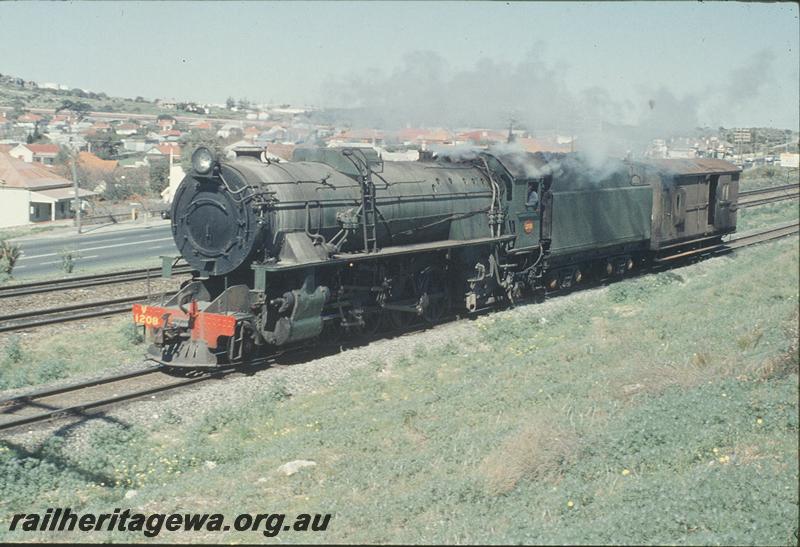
480, 418, 578, 495
119, 322, 144, 345
36, 359, 68, 382
268, 381, 292, 402
0, 240, 21, 279
59, 248, 80, 274
4, 336, 23, 364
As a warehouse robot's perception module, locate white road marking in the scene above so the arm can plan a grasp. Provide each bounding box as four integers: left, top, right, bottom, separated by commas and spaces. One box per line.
15, 255, 101, 269
17, 237, 175, 261
17, 235, 136, 256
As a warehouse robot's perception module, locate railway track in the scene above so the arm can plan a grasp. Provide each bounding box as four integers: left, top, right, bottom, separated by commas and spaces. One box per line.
737, 183, 799, 209
0, 221, 796, 434
654, 221, 798, 263
0, 221, 796, 334
0, 293, 175, 333
0, 366, 225, 432
0, 264, 191, 299
725, 221, 800, 249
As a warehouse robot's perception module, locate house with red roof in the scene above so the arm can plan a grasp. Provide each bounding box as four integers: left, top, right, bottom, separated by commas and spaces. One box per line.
156, 116, 176, 131
396, 128, 453, 147
9, 143, 61, 165
115, 123, 139, 136
146, 144, 182, 161
0, 151, 95, 226
77, 151, 118, 174
16, 112, 43, 125
515, 137, 573, 154
244, 126, 260, 141
91, 121, 111, 132
456, 129, 507, 145
327, 128, 385, 146
159, 129, 182, 139
189, 120, 212, 131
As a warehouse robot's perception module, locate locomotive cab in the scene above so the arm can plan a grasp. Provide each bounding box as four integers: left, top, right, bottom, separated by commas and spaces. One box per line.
488, 151, 558, 252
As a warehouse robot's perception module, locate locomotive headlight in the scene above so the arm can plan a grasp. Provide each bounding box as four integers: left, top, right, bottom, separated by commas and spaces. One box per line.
191, 146, 215, 175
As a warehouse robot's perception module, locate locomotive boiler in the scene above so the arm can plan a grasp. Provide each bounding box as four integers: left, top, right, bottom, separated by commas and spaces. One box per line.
133, 145, 739, 367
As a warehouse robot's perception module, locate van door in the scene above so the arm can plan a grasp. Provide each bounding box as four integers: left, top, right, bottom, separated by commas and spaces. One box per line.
707, 175, 718, 226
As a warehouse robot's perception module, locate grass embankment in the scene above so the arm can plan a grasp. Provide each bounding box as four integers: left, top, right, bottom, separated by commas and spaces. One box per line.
0, 318, 144, 391
0, 257, 166, 287
0, 225, 56, 242
738, 166, 798, 192
735, 166, 798, 233
0, 234, 797, 544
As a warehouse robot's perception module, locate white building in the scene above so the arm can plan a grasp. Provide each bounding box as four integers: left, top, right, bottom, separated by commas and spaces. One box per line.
8, 143, 61, 165
0, 151, 95, 227
780, 153, 800, 168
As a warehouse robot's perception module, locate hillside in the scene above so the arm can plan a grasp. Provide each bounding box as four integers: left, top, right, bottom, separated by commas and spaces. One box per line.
0, 72, 233, 119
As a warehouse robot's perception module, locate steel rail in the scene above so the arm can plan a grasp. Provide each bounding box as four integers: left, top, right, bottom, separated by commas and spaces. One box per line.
738, 193, 799, 208
0, 221, 796, 433
655, 221, 798, 263
725, 221, 799, 250
0, 372, 222, 432
0, 293, 175, 333
0, 265, 191, 299
0, 366, 161, 411
738, 183, 799, 197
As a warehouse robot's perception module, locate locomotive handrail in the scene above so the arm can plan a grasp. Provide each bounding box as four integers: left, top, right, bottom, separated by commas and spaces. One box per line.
304, 201, 326, 246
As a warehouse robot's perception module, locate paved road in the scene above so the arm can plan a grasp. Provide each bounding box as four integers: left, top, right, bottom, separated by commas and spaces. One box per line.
11, 223, 178, 279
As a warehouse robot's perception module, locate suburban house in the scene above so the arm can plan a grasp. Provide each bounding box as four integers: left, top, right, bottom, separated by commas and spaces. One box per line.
15, 112, 43, 129
77, 151, 118, 175
396, 128, 452, 148
115, 123, 139, 136
189, 120, 212, 131
327, 128, 385, 147
9, 143, 61, 165
0, 151, 95, 227
118, 154, 149, 169
145, 144, 182, 161
156, 116, 176, 131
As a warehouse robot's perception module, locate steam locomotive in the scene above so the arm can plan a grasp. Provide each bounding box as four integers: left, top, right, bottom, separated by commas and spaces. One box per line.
133, 145, 740, 367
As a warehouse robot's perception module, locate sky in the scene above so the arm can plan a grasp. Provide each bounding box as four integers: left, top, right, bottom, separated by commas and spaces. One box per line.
0, 1, 798, 130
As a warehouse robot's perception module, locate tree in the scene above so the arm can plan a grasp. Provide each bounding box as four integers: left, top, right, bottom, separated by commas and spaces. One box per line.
54, 146, 72, 166
7, 99, 26, 121
55, 99, 92, 121
26, 122, 45, 144
149, 161, 170, 194
86, 132, 123, 160
226, 97, 235, 110
237, 98, 250, 111
180, 129, 222, 171
103, 167, 149, 201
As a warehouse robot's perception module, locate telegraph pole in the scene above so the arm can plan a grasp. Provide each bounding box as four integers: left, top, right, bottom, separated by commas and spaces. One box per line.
71, 152, 82, 234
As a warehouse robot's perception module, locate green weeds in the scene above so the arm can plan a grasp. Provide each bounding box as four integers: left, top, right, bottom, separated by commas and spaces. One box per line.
0, 239, 797, 544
